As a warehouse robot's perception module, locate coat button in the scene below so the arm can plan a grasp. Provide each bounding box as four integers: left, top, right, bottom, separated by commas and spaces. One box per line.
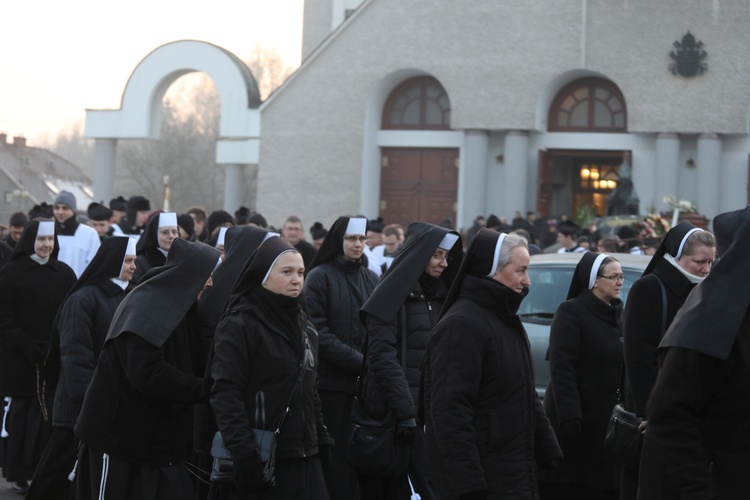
619, 336, 624, 343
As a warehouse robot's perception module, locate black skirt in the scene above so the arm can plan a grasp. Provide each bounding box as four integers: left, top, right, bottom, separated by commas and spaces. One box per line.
75, 444, 195, 500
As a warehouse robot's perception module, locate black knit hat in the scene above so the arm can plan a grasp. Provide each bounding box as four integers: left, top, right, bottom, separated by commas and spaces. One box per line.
177, 213, 195, 237
109, 196, 128, 212
208, 210, 235, 236
310, 222, 328, 240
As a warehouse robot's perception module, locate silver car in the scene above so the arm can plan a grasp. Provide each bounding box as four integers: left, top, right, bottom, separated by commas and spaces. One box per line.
518, 252, 651, 397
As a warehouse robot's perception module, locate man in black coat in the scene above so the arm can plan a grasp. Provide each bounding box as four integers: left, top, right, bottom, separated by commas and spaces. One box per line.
74, 238, 219, 500
359, 222, 462, 499
304, 216, 379, 500
639, 205, 750, 499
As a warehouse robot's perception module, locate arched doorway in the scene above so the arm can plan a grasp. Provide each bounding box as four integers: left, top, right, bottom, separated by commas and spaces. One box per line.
538, 77, 628, 218
378, 77, 457, 227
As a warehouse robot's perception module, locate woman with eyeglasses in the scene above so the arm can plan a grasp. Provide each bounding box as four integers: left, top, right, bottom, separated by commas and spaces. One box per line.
540, 252, 624, 499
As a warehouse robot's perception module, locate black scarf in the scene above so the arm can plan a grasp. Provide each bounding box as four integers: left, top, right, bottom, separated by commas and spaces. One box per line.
419, 272, 441, 300
250, 285, 303, 346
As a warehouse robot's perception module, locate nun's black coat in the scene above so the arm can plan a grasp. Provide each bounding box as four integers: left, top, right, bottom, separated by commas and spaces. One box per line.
0, 236, 76, 397
74, 239, 218, 472
541, 289, 623, 492
622, 259, 695, 417
638, 207, 750, 499
423, 275, 560, 499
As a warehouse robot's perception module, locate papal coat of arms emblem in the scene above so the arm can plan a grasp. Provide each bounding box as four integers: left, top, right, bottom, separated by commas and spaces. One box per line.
669, 31, 707, 77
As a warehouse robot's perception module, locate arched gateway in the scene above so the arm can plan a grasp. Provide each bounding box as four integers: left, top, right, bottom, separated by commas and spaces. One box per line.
85, 40, 261, 211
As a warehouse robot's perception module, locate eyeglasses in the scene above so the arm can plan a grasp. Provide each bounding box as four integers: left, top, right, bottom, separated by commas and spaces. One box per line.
598, 274, 625, 283
344, 235, 368, 243
431, 252, 451, 263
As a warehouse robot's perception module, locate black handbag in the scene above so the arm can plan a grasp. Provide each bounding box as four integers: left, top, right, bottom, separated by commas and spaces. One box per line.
604, 276, 667, 470
211, 336, 309, 486
347, 309, 410, 478
603, 402, 643, 470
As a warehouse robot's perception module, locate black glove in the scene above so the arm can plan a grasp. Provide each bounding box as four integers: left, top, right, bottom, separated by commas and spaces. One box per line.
233, 455, 262, 495
395, 418, 417, 447
458, 492, 484, 500
559, 419, 582, 436
19, 339, 47, 365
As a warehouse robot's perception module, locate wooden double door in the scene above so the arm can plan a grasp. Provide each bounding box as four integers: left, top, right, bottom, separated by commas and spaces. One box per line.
379, 148, 458, 228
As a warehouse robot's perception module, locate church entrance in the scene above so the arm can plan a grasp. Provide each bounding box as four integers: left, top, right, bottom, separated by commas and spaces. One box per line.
379, 147, 458, 227
537, 149, 627, 219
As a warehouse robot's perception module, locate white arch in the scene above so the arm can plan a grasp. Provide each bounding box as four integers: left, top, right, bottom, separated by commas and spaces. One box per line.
85, 40, 261, 208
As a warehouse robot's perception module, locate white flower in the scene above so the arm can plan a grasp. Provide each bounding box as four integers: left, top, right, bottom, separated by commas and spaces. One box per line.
663, 195, 676, 206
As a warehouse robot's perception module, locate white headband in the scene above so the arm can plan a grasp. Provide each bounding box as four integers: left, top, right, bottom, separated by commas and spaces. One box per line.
589, 253, 609, 289
438, 233, 459, 251
117, 237, 137, 278
158, 212, 177, 228
264, 232, 280, 241
676, 228, 702, 260
345, 217, 367, 236
36, 221, 55, 237
262, 249, 296, 285
216, 227, 228, 248
486, 233, 507, 278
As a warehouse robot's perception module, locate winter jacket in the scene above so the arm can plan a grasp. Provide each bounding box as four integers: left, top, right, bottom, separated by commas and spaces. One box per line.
542, 289, 623, 490
363, 280, 447, 421
52, 280, 125, 427
423, 275, 561, 498
210, 295, 332, 461
304, 256, 378, 393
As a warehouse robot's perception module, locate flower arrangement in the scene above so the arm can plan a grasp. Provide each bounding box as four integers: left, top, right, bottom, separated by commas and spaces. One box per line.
663, 195, 697, 213
637, 213, 671, 238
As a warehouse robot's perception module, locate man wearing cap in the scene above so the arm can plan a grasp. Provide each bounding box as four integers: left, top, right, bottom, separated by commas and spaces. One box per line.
4, 212, 27, 249
556, 221, 587, 254
53, 191, 100, 278
87, 202, 114, 242
304, 216, 379, 500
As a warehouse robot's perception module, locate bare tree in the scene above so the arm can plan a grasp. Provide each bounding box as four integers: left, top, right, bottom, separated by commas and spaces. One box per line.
245, 44, 295, 100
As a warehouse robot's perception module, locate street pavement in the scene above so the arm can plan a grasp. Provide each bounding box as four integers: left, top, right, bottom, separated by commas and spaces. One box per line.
0, 480, 21, 499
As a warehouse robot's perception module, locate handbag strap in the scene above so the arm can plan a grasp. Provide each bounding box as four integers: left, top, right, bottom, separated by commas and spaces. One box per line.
618, 275, 668, 403
273, 328, 310, 433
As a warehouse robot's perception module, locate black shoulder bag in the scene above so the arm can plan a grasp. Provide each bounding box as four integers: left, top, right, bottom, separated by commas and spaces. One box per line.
604, 277, 667, 470
211, 331, 310, 486
347, 309, 410, 477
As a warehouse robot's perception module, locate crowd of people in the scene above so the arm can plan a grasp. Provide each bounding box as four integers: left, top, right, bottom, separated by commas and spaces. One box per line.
0, 191, 747, 500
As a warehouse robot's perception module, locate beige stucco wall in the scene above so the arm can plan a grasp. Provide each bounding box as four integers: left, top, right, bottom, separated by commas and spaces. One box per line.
259, 0, 750, 228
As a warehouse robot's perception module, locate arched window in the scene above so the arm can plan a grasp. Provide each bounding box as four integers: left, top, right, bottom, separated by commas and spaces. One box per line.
382, 77, 450, 130
548, 78, 627, 132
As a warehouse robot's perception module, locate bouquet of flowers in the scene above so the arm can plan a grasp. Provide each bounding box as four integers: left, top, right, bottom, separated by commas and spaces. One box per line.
638, 213, 671, 239
663, 195, 697, 213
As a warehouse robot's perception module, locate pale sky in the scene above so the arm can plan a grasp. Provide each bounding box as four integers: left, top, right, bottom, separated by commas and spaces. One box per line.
0, 0, 304, 145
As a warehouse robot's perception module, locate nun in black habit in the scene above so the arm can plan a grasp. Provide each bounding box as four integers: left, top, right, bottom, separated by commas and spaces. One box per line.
619, 223, 715, 499
0, 220, 77, 494
210, 236, 332, 500
358, 222, 462, 500
638, 205, 750, 499
540, 252, 624, 499
304, 216, 379, 500
27, 236, 137, 500
130, 211, 180, 287
422, 229, 561, 499
192, 225, 272, 499
73, 238, 219, 500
